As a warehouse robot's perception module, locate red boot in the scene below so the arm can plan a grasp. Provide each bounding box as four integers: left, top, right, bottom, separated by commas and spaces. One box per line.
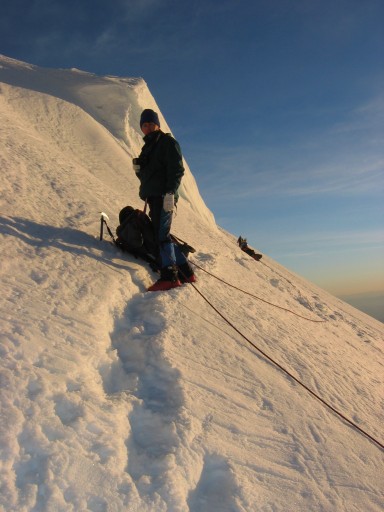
178, 262, 196, 284
182, 274, 196, 283
148, 266, 181, 292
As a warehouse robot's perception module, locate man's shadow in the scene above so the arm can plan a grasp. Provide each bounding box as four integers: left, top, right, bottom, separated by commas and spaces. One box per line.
0, 216, 136, 273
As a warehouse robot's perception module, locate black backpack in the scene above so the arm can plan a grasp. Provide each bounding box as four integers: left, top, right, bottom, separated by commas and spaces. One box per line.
115, 206, 196, 270
115, 206, 159, 269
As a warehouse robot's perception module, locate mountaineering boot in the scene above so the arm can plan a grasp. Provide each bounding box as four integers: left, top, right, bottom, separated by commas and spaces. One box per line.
178, 262, 196, 284
147, 265, 181, 292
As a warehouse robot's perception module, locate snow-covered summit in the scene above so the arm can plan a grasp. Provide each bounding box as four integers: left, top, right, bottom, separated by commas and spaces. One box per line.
0, 55, 383, 512
0, 54, 214, 226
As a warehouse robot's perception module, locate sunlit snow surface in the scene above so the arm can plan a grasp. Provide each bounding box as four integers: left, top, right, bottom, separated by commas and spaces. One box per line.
0, 55, 383, 512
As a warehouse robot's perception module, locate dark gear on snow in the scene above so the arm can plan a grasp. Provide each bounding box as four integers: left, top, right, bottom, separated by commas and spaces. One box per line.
103, 207, 196, 274
238, 236, 262, 261
115, 207, 159, 270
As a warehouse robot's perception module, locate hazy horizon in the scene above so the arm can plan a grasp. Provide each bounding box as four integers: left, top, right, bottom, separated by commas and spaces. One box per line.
340, 290, 384, 324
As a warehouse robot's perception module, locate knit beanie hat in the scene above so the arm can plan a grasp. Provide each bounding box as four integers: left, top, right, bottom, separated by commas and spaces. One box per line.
140, 109, 160, 127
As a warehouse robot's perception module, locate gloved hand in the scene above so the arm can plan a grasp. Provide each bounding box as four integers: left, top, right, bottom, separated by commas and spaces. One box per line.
163, 193, 175, 212
132, 158, 141, 174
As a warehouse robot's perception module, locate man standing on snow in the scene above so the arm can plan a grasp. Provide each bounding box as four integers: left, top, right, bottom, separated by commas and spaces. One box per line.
133, 108, 196, 291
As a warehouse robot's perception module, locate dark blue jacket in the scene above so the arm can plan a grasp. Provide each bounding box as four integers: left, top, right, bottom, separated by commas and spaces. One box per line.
135, 130, 184, 201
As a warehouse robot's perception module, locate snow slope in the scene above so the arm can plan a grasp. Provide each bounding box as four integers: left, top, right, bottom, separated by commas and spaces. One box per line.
0, 55, 383, 512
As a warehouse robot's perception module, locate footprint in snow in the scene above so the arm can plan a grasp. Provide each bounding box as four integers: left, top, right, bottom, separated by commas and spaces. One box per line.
188, 454, 243, 512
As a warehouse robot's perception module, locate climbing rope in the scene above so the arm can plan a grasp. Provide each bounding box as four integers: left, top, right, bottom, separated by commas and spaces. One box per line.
191, 261, 326, 323
188, 280, 384, 452
100, 221, 382, 449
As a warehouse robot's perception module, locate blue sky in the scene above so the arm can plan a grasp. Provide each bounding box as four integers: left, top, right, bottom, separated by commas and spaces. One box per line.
1, 0, 383, 303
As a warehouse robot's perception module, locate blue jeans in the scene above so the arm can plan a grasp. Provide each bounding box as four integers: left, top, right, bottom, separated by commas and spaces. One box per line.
148, 197, 188, 269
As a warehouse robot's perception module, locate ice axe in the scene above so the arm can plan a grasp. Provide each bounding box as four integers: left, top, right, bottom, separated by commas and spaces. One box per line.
99, 212, 110, 241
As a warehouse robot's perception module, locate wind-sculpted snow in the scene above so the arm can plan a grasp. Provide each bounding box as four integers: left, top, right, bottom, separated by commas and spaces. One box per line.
0, 55, 383, 511
0, 54, 214, 226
